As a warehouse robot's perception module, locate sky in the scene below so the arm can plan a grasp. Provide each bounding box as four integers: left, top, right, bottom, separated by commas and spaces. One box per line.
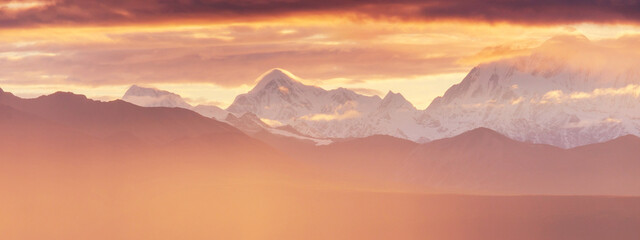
2, 0, 640, 108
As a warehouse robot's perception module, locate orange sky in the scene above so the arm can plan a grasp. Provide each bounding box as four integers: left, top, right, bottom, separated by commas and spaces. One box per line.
2, 0, 640, 108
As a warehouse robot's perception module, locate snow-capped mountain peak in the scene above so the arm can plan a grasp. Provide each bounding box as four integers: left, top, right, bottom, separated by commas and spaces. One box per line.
422, 36, 640, 148
125, 41, 640, 148
379, 91, 416, 111
125, 85, 171, 97
249, 68, 306, 94
122, 85, 228, 120
226, 69, 435, 141
227, 68, 380, 122
123, 85, 192, 109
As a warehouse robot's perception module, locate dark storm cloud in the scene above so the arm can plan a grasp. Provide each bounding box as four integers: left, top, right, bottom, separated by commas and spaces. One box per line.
417, 0, 640, 25
2, 0, 640, 27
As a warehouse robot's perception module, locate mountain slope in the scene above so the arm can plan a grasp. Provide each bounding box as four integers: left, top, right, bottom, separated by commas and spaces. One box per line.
2, 87, 639, 196
0, 89, 330, 240
0, 103, 106, 158
0, 88, 240, 145
422, 35, 640, 148
122, 85, 229, 120
403, 128, 640, 195
0, 88, 314, 183
123, 85, 192, 109
274, 126, 640, 195
223, 36, 640, 148
228, 68, 382, 121
227, 69, 438, 141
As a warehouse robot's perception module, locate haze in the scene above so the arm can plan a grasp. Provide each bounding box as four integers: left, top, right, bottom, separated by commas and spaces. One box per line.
2, 0, 640, 239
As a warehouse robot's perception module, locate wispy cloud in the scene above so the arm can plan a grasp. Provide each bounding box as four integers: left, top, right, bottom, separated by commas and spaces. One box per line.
539, 85, 640, 104
346, 88, 383, 97
300, 110, 361, 121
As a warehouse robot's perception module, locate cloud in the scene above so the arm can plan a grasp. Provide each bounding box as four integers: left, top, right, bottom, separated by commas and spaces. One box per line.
535, 85, 640, 105
510, 97, 523, 105
542, 90, 564, 102
2, 6, 640, 110
458, 43, 534, 65
299, 100, 361, 121
565, 117, 623, 128
184, 97, 226, 107
300, 110, 361, 121
0, 22, 467, 87
0, 1, 50, 12
260, 118, 284, 127
346, 87, 383, 96
3, 0, 640, 27
416, 0, 640, 25
569, 85, 640, 99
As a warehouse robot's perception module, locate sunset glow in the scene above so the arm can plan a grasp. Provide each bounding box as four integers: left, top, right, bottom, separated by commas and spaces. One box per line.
2, 0, 640, 108
3, 1, 640, 239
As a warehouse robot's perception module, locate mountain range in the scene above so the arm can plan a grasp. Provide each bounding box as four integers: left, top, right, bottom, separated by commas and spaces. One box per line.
424, 36, 640, 147
3, 85, 640, 240
4, 87, 640, 195
123, 37, 640, 148
3, 34, 639, 196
